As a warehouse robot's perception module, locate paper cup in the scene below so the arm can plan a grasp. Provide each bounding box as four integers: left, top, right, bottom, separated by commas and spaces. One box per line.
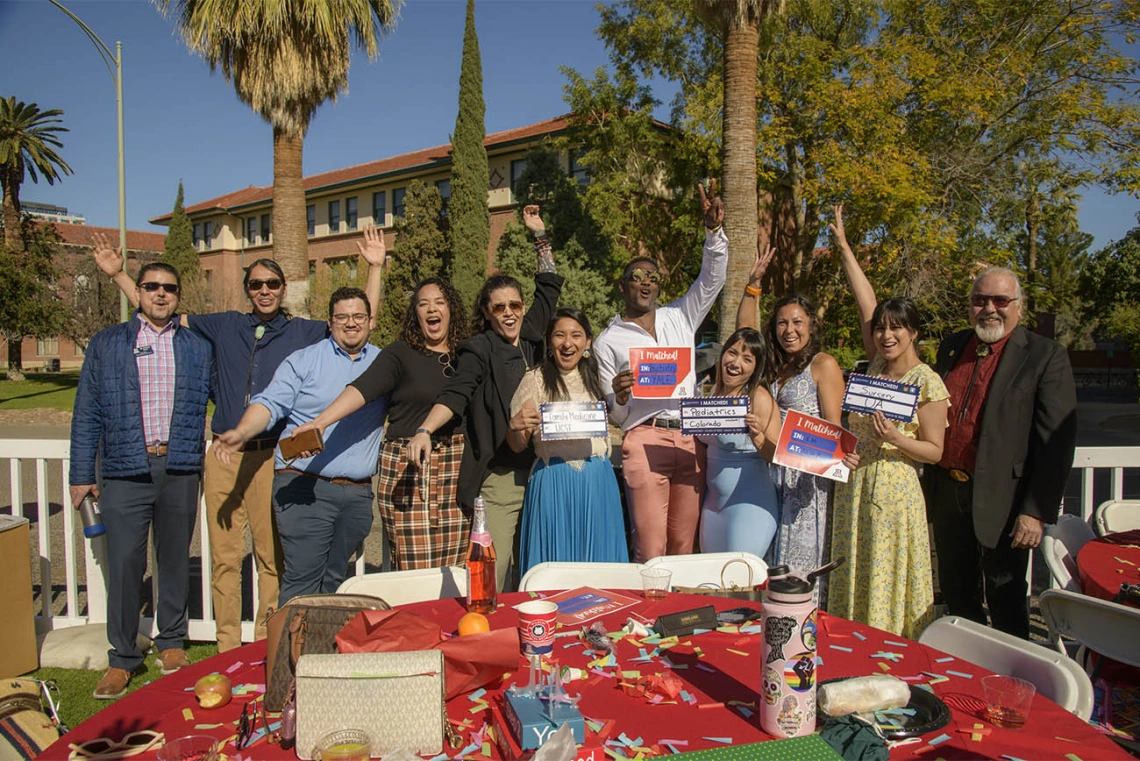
516, 600, 558, 657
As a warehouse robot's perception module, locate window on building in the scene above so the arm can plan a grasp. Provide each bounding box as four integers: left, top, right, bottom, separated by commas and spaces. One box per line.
36, 337, 59, 357
372, 191, 386, 227
435, 179, 451, 215
346, 197, 358, 231
393, 187, 406, 218
203, 221, 214, 248
511, 159, 528, 202
328, 200, 341, 234
203, 269, 214, 310
569, 149, 590, 187
307, 204, 316, 236
192, 223, 201, 247
261, 213, 271, 243
247, 216, 258, 244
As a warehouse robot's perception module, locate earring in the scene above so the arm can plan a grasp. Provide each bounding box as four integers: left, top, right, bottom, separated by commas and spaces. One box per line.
582, 349, 592, 358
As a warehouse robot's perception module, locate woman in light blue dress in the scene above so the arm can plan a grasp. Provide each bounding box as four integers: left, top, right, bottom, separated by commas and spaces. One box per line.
698, 328, 783, 556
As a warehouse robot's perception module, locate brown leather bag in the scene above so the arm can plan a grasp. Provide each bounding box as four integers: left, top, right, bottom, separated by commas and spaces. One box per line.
264, 593, 389, 711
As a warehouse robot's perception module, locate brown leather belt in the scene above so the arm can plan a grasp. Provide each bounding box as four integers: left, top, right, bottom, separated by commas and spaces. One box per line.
146, 443, 168, 456
213, 435, 277, 452
946, 467, 972, 483
279, 467, 369, 487
640, 417, 682, 430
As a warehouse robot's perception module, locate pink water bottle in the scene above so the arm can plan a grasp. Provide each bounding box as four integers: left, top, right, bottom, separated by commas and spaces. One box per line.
759, 561, 840, 738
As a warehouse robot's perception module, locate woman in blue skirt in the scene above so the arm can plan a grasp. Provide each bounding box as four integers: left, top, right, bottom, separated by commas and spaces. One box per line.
507, 307, 629, 575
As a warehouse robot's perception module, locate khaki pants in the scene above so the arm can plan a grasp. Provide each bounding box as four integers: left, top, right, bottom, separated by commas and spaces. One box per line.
203, 447, 281, 651
480, 465, 528, 593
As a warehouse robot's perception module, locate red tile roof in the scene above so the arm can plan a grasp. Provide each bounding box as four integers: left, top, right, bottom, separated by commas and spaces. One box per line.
53, 223, 166, 253
150, 114, 579, 224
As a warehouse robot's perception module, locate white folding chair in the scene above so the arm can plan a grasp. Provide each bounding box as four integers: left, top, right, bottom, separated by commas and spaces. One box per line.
644, 551, 767, 590
1041, 514, 1096, 592
1039, 588, 1140, 670
918, 615, 1094, 720
1094, 500, 1140, 537
519, 562, 646, 592
336, 566, 468, 606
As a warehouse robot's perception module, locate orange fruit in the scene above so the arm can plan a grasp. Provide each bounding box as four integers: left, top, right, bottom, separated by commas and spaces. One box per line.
458, 611, 491, 636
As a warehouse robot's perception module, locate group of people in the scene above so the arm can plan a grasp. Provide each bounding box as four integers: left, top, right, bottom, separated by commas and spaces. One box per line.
68, 184, 1077, 701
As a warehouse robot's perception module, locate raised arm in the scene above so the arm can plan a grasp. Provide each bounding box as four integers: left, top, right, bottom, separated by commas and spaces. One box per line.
355, 223, 387, 325
831, 204, 878, 360
736, 243, 775, 331
677, 181, 729, 328
92, 231, 193, 325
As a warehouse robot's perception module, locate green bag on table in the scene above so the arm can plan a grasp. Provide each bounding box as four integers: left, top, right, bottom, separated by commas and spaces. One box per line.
666, 735, 843, 759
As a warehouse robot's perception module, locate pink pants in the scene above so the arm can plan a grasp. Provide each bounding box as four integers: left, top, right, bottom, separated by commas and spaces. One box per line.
621, 424, 705, 562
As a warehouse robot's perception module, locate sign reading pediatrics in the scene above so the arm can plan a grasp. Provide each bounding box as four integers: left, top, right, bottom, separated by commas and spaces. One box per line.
842, 373, 920, 423
679, 396, 749, 435
773, 409, 858, 483
629, 346, 694, 399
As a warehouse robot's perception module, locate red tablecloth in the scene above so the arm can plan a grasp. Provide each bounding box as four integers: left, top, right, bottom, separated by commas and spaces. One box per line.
41, 592, 1129, 760
1078, 529, 1140, 601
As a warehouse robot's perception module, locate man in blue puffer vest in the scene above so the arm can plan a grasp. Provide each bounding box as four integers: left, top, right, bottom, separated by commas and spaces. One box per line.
69, 262, 212, 700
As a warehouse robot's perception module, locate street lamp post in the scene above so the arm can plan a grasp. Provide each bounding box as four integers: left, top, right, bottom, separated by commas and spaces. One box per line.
49, 0, 129, 322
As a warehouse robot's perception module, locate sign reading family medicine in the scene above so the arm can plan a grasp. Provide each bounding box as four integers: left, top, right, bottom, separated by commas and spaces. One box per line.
773, 409, 858, 483
539, 401, 609, 441
841, 372, 920, 423
679, 396, 749, 435
629, 346, 694, 399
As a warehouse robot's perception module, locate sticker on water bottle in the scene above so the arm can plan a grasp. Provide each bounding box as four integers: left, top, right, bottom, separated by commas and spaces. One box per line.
785, 651, 815, 693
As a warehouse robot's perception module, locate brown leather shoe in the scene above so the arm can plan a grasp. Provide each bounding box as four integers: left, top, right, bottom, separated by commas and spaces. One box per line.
93, 667, 131, 700
156, 648, 190, 675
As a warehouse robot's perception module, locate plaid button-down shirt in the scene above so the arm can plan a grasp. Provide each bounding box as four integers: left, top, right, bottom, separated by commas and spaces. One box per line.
135, 315, 178, 447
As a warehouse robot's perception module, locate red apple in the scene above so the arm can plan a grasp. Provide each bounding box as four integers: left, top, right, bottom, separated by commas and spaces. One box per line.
194, 673, 233, 709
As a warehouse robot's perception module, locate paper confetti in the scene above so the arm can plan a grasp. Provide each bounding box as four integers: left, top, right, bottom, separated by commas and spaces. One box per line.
830, 645, 853, 652
225, 661, 244, 674
945, 670, 974, 679
725, 648, 749, 657
928, 733, 952, 745
702, 737, 733, 744
852, 631, 867, 641
934, 656, 954, 663
182, 708, 194, 721
883, 640, 910, 647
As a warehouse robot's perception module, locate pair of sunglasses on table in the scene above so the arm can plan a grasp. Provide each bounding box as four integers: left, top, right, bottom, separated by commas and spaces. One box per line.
67, 730, 164, 761
237, 698, 281, 749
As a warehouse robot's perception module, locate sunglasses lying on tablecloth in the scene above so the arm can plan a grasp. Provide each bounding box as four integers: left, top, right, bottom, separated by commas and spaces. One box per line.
67, 730, 165, 760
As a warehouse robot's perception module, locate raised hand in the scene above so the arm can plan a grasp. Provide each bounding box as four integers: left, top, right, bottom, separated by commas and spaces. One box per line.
750, 243, 776, 286
355, 223, 387, 267
698, 179, 725, 231
522, 205, 546, 236
828, 204, 853, 256
92, 231, 124, 277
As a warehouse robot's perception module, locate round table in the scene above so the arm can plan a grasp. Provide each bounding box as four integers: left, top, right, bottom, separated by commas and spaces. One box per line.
40, 591, 1130, 760
1077, 529, 1140, 602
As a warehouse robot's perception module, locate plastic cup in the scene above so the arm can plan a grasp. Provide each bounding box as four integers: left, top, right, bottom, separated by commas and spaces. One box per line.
516, 600, 558, 657
981, 675, 1035, 729
640, 568, 672, 600
156, 735, 218, 761
315, 729, 371, 761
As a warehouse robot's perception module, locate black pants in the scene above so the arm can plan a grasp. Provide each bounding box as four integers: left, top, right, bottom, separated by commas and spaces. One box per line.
100, 455, 200, 671
924, 466, 1031, 639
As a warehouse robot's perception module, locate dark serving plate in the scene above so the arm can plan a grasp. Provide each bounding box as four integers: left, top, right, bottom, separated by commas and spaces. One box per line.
818, 677, 951, 739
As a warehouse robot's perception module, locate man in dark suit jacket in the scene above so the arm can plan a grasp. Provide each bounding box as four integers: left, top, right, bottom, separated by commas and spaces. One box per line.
923, 267, 1077, 638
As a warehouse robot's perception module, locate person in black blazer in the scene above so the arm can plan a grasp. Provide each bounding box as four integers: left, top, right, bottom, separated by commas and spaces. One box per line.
922, 266, 1077, 638
408, 205, 563, 592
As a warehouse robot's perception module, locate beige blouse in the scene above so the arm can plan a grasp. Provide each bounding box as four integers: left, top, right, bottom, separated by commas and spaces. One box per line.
509, 368, 610, 469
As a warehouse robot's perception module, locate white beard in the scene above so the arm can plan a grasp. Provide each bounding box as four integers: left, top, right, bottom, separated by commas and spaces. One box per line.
974, 321, 1006, 343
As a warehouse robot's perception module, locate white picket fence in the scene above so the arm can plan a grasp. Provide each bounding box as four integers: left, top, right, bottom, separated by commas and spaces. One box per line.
4, 438, 1138, 643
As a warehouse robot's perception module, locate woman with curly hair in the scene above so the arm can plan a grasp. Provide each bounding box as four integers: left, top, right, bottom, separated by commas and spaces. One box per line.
298, 276, 471, 569
736, 247, 845, 597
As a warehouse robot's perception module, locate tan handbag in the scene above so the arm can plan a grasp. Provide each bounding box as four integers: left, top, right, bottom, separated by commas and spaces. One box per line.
671, 558, 765, 601
264, 593, 390, 711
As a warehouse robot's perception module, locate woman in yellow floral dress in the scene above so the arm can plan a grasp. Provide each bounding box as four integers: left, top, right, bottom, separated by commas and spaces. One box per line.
826, 205, 950, 638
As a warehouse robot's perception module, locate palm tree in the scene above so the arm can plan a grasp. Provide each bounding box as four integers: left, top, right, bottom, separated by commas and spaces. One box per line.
0, 97, 72, 251
694, 1, 783, 342
155, 0, 400, 315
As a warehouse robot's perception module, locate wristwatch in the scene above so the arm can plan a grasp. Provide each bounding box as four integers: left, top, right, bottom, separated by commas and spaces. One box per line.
416, 427, 431, 437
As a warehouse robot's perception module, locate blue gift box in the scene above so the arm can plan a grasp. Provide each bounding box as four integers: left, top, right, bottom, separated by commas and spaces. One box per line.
502, 690, 586, 749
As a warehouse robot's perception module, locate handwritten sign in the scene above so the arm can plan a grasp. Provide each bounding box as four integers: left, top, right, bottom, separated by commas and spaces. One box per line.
629, 346, 694, 399
543, 587, 641, 626
539, 401, 609, 441
842, 373, 920, 423
773, 409, 858, 483
679, 396, 749, 435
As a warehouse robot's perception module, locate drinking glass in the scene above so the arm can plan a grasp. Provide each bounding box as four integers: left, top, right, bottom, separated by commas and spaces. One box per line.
981, 675, 1035, 729
640, 568, 672, 600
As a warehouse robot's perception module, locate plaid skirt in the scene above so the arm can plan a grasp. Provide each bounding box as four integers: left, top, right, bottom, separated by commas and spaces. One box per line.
377, 433, 469, 570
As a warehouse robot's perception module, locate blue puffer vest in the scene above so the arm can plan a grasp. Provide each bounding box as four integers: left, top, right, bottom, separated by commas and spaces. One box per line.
69, 315, 212, 484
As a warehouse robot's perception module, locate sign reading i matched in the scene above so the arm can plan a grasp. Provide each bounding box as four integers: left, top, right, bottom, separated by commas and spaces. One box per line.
629, 346, 694, 399
773, 409, 858, 483
679, 396, 749, 435
841, 372, 920, 423
539, 401, 609, 441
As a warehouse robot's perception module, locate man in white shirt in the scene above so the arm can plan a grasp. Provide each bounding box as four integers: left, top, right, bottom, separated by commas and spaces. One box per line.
594, 183, 727, 561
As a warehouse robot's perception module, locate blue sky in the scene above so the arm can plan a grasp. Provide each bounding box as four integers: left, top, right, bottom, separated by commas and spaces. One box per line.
1, 0, 1137, 252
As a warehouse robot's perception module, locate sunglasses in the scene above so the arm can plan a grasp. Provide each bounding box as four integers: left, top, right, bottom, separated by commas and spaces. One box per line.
490, 301, 524, 316
139, 282, 179, 294
237, 700, 280, 750
970, 294, 1017, 309
626, 268, 661, 285
68, 730, 165, 760
247, 278, 283, 292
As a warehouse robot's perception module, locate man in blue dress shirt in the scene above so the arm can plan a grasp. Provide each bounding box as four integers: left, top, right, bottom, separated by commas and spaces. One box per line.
212, 287, 387, 603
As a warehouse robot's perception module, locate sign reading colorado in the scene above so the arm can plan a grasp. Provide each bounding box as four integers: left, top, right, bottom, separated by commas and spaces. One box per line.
773, 409, 858, 483
539, 401, 609, 441
842, 372, 920, 423
629, 346, 694, 399
679, 396, 749, 435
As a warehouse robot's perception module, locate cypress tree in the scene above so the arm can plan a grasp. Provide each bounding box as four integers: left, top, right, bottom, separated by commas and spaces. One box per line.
447, 0, 489, 306
162, 181, 208, 313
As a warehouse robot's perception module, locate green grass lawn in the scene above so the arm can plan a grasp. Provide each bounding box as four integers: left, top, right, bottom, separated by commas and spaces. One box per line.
0, 372, 80, 411
31, 642, 220, 731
